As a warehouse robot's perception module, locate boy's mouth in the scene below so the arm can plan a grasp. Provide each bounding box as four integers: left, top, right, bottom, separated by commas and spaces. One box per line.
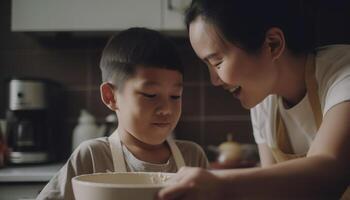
152, 122, 171, 127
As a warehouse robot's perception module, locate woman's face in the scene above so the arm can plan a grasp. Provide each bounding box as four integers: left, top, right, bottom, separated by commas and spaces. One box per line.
189, 17, 279, 109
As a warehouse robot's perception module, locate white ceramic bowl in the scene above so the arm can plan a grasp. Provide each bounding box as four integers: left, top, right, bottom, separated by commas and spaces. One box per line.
72, 172, 174, 200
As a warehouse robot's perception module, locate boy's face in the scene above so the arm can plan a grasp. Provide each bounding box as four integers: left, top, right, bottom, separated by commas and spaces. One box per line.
115, 67, 183, 145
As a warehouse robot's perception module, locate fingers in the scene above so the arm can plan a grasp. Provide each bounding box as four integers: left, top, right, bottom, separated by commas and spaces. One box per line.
158, 182, 190, 200
166, 166, 192, 184
158, 167, 194, 200
158, 167, 209, 200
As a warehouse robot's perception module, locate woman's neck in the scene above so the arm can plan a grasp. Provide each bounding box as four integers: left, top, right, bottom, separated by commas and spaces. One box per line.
117, 127, 171, 164
274, 52, 308, 108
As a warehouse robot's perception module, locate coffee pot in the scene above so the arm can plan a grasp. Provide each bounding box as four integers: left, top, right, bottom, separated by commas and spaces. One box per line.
5, 78, 61, 164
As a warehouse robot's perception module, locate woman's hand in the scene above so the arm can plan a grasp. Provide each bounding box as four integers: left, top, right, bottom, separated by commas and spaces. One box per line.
158, 167, 226, 200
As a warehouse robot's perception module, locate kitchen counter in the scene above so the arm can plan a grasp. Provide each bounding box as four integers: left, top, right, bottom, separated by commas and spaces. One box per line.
0, 163, 64, 200
0, 162, 63, 182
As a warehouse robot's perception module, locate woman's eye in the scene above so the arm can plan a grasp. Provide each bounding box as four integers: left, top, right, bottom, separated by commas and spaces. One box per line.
171, 95, 181, 100
141, 93, 156, 98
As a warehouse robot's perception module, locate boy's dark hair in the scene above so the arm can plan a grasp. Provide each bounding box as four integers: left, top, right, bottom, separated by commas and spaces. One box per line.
185, 0, 315, 55
100, 27, 183, 90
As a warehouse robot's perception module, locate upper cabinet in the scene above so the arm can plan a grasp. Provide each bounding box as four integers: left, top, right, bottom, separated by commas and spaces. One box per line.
11, 0, 191, 32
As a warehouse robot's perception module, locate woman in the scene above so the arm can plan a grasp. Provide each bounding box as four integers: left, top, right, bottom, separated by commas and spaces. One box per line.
158, 0, 350, 199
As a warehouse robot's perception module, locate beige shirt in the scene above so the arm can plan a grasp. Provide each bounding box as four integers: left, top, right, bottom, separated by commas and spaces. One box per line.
36, 137, 209, 200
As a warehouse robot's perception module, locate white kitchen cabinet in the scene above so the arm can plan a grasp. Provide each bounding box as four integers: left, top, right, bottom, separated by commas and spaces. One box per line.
11, 0, 190, 32
12, 0, 162, 31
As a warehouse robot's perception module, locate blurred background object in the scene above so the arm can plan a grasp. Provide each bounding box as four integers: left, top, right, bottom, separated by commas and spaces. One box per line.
217, 133, 242, 167
208, 133, 259, 169
71, 109, 99, 151
99, 113, 118, 137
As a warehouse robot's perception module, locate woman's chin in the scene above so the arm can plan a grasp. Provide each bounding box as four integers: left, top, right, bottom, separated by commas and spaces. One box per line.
240, 98, 260, 109
239, 92, 268, 109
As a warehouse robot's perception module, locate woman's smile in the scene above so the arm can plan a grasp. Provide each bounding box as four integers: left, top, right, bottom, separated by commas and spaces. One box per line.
225, 85, 242, 99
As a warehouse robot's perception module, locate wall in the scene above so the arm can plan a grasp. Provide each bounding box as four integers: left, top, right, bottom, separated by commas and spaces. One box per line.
0, 0, 253, 161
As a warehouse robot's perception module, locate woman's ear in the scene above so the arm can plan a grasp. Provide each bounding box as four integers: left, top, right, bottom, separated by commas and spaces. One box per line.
100, 82, 118, 111
263, 27, 285, 61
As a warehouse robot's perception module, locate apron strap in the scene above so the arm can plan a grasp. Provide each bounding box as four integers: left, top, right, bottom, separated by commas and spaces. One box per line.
166, 136, 186, 170
304, 54, 322, 129
276, 110, 294, 154
108, 130, 127, 172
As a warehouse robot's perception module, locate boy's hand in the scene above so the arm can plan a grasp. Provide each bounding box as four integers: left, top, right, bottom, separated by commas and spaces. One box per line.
158, 167, 226, 200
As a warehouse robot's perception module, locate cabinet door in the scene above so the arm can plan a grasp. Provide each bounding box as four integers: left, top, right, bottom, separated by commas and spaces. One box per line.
162, 0, 191, 30
12, 0, 162, 31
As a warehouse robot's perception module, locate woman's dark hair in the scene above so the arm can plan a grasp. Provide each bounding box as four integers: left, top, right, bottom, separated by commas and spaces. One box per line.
185, 0, 315, 55
100, 27, 183, 90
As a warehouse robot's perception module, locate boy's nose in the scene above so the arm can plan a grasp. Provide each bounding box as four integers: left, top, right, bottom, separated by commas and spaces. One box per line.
209, 68, 224, 86
156, 100, 172, 116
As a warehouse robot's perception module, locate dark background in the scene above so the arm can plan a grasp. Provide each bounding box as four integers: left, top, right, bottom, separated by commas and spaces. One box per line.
1, 0, 349, 161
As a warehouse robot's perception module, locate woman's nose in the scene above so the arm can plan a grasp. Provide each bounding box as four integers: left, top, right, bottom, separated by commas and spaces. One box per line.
209, 68, 224, 86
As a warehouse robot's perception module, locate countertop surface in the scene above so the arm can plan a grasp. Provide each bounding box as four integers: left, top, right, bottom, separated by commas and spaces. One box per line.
0, 162, 64, 182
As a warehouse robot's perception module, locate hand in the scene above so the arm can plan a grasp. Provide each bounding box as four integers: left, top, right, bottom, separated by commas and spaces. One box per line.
157, 167, 226, 200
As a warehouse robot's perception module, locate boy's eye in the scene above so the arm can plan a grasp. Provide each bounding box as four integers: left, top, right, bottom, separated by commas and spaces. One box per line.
214, 61, 222, 69
141, 93, 156, 98
171, 95, 181, 100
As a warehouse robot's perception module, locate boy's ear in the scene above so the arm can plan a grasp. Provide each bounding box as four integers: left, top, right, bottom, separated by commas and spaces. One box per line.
100, 82, 118, 111
264, 27, 285, 61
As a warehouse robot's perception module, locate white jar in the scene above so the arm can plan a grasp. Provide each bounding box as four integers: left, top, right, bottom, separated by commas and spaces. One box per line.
72, 110, 99, 151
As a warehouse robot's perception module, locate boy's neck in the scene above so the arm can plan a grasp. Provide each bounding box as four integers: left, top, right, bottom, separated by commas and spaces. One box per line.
117, 128, 171, 164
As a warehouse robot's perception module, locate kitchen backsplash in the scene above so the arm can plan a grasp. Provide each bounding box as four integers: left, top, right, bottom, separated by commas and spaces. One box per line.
0, 0, 253, 161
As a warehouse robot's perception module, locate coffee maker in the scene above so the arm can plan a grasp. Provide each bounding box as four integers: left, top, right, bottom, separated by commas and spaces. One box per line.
6, 78, 60, 164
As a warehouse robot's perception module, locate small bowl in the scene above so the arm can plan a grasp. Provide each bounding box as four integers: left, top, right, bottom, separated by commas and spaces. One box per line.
72, 172, 174, 200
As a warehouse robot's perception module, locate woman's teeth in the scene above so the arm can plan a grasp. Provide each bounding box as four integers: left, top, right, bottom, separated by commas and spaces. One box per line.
229, 86, 241, 93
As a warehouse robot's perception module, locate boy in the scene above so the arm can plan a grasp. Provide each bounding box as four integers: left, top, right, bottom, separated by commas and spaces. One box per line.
37, 27, 209, 200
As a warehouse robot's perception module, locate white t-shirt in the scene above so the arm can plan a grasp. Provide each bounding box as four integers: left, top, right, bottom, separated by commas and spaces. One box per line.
251, 45, 350, 154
